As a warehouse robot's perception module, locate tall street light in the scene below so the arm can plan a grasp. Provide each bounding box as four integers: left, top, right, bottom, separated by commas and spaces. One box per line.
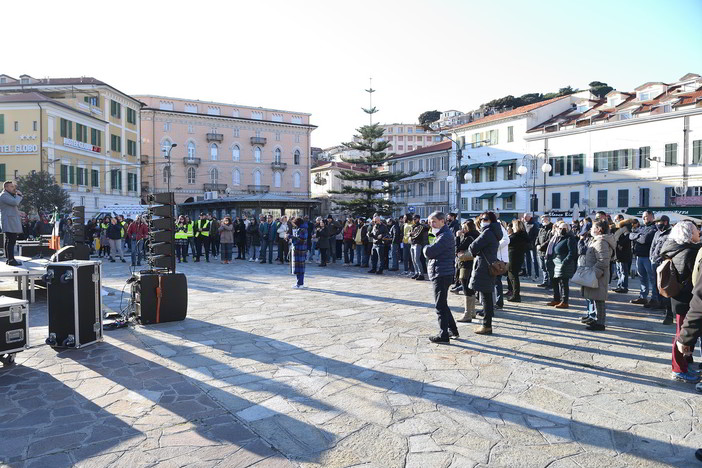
517, 152, 551, 216
440, 131, 489, 220
164, 143, 177, 194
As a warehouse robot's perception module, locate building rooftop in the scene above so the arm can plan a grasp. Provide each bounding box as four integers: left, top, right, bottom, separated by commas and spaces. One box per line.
0, 75, 144, 105
0, 91, 106, 123
389, 140, 452, 160
449, 95, 571, 131
135, 94, 312, 117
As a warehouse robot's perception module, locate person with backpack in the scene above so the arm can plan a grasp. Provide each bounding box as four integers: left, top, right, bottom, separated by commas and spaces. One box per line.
659, 220, 701, 383
580, 221, 616, 331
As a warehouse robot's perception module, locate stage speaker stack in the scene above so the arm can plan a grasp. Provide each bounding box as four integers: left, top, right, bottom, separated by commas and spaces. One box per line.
69, 206, 90, 260
45, 260, 103, 348
133, 192, 188, 325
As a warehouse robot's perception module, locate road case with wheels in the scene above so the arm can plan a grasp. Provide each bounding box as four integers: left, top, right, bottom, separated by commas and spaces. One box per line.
0, 296, 29, 367
45, 261, 103, 348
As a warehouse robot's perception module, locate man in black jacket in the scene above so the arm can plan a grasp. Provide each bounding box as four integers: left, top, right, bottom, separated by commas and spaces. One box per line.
523, 213, 541, 279
424, 211, 457, 343
535, 215, 553, 288
612, 216, 633, 294
647, 215, 671, 310
368, 216, 388, 274
388, 218, 402, 271
629, 211, 658, 305
447, 213, 460, 235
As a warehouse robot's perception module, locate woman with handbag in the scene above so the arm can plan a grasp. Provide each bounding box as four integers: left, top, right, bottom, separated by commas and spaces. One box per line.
658, 221, 701, 383
457, 220, 480, 322
579, 221, 616, 331
547, 221, 578, 309
506, 219, 531, 303
467, 211, 503, 335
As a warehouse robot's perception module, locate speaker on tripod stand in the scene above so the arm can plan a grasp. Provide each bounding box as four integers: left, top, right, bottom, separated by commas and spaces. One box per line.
132, 192, 188, 324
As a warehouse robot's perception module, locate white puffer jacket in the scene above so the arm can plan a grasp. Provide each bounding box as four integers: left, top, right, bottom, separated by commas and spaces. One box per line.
498, 223, 510, 262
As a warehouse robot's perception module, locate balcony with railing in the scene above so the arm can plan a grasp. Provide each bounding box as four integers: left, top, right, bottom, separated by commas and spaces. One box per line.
206, 133, 224, 143
204, 183, 227, 192
247, 185, 270, 193
183, 157, 201, 166
250, 136, 267, 146
271, 161, 288, 170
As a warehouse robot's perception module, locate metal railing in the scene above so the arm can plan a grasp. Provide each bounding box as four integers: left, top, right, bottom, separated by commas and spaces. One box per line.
207, 133, 224, 143
250, 137, 267, 145
247, 184, 270, 193
183, 157, 201, 166
204, 183, 227, 192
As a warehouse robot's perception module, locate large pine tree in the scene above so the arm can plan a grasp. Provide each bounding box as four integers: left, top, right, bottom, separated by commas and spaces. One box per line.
330, 84, 414, 218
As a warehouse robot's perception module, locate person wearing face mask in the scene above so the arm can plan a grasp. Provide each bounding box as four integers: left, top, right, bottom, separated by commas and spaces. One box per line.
648, 215, 672, 313
580, 221, 616, 331
659, 220, 702, 383
467, 211, 502, 335
546, 222, 578, 309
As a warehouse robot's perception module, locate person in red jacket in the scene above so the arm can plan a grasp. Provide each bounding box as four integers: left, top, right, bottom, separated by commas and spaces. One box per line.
126, 215, 149, 266
342, 215, 357, 266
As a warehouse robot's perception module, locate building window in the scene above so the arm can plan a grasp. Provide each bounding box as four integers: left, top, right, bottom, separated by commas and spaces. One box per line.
549, 157, 565, 177
597, 190, 608, 207
232, 145, 240, 161
188, 125, 194, 134
507, 126, 514, 143
110, 100, 121, 118
638, 146, 651, 168
471, 197, 482, 211
472, 168, 481, 183
440, 181, 445, 195
251, 111, 263, 120
567, 154, 585, 174
570, 191, 579, 208
275, 131, 281, 141
640, 188, 650, 207
665, 143, 677, 166
486, 165, 496, 182
60, 119, 72, 138
418, 183, 424, 196
163, 122, 171, 131
428, 182, 434, 196
505, 163, 516, 181
233, 127, 240, 137
210, 167, 219, 184
159, 101, 174, 111
207, 106, 221, 116
187, 167, 196, 184
233, 169, 241, 186
185, 103, 198, 113
552, 193, 561, 209
210, 143, 218, 160
274, 148, 282, 164
126, 108, 137, 124
291, 116, 302, 124
618, 189, 629, 207
294, 150, 300, 165
76, 124, 87, 143
127, 173, 138, 192
187, 142, 196, 159
110, 169, 122, 190
33, 121, 37, 131
504, 195, 515, 210
295, 134, 300, 143
91, 169, 99, 187
110, 135, 121, 153
254, 147, 262, 162
60, 165, 68, 184
253, 170, 261, 185
693, 140, 702, 165
274, 171, 282, 188
163, 166, 171, 184
127, 139, 137, 156
90, 128, 101, 147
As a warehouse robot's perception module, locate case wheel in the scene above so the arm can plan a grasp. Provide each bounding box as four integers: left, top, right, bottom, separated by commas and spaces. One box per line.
0, 353, 16, 367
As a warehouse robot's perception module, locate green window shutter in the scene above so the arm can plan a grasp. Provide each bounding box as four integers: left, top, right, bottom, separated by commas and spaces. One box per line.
693, 141, 702, 165
68, 121, 73, 139
91, 128, 96, 145
0, 114, 4, 134
0, 164, 5, 181
98, 130, 101, 148
69, 166, 75, 184
548, 158, 554, 176
91, 169, 98, 187
566, 155, 572, 175
60, 165, 67, 183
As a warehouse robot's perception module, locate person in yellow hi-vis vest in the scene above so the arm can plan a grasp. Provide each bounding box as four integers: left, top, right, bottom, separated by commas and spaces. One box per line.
194, 212, 211, 262
175, 215, 190, 263
186, 216, 195, 260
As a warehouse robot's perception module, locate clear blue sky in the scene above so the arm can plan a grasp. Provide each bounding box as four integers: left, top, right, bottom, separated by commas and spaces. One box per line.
2, 0, 701, 148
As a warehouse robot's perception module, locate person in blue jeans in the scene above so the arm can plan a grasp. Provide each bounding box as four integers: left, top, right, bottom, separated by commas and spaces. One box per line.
628, 211, 658, 305
259, 214, 276, 264
612, 215, 633, 293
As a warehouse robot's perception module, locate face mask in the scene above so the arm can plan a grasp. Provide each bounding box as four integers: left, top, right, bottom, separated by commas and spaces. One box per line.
482, 221, 491, 228
560, 228, 568, 235
657, 223, 666, 231
431, 227, 440, 234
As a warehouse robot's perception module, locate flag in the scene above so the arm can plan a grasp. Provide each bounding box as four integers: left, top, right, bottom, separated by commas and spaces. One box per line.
49, 209, 60, 251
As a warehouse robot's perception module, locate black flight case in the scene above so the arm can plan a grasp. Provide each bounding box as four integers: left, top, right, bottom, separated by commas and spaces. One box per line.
0, 296, 29, 367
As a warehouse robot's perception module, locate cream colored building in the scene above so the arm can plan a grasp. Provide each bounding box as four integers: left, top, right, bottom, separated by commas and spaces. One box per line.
0, 75, 143, 216
310, 161, 370, 215
136, 95, 316, 206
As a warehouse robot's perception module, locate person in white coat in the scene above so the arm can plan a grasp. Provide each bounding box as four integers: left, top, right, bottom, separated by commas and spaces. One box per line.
494, 217, 511, 309
0, 181, 23, 266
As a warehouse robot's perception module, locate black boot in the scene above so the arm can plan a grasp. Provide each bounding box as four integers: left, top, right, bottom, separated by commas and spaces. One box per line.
662, 308, 674, 325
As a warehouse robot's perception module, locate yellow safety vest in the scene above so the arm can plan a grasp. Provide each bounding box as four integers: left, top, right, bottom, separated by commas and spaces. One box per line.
195, 220, 210, 237
187, 222, 194, 238
175, 224, 189, 239
120, 221, 126, 238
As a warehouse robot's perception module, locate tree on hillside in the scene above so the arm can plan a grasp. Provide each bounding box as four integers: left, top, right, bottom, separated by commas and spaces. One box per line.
16, 171, 72, 216
330, 86, 415, 218
418, 110, 441, 126
482, 86, 580, 111
589, 81, 614, 99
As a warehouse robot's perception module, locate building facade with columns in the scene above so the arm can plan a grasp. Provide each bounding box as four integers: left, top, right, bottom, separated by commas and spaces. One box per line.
136, 95, 316, 208
0, 75, 143, 216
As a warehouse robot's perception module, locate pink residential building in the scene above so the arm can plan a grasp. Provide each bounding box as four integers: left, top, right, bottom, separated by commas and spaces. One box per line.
137, 95, 317, 217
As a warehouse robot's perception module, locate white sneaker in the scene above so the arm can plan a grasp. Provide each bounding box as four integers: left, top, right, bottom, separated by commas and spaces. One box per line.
299, 284, 307, 289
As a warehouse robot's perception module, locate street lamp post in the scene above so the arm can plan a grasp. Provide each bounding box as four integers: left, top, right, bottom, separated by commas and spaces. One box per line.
439, 131, 489, 220
517, 152, 551, 216
164, 143, 177, 194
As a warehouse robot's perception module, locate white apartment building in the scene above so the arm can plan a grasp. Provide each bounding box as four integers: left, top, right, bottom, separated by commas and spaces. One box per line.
524, 73, 702, 218
377, 123, 442, 154
447, 94, 585, 220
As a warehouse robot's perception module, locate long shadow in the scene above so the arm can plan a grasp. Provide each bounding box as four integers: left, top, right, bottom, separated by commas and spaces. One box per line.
63, 340, 335, 463
0, 365, 141, 466
136, 318, 694, 465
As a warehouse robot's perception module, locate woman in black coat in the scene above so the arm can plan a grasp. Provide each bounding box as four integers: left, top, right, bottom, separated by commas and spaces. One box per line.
315, 218, 331, 267
234, 218, 247, 259
507, 219, 531, 302
467, 212, 502, 335
456, 220, 480, 322
548, 222, 578, 308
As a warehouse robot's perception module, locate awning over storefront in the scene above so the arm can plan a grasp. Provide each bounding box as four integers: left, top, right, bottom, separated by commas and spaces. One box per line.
478, 193, 497, 199
481, 161, 498, 168
497, 192, 516, 199
497, 159, 517, 167
466, 163, 482, 170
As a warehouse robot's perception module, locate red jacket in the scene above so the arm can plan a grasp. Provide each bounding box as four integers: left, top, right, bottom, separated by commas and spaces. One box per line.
127, 221, 149, 241
343, 223, 357, 241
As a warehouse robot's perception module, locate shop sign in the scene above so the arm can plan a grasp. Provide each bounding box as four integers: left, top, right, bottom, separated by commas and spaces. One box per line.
64, 138, 101, 153
626, 207, 702, 218
0, 144, 38, 154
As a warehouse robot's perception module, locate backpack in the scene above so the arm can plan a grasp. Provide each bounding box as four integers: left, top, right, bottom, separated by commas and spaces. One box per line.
657, 258, 682, 298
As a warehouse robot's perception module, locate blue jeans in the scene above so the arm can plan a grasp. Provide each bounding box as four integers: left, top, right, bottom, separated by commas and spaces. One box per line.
131, 239, 144, 265
309, 239, 317, 261
260, 239, 274, 263
391, 244, 400, 270
636, 256, 655, 300
371, 244, 384, 272
403, 243, 412, 272
525, 247, 539, 276
355, 244, 362, 265
494, 275, 504, 307
250, 245, 259, 260
411, 244, 426, 276
539, 255, 550, 286
616, 261, 630, 290
362, 244, 370, 267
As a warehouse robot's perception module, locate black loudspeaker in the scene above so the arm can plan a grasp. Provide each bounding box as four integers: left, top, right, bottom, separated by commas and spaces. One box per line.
45, 261, 102, 348
50, 244, 91, 262
147, 193, 176, 273
17, 241, 53, 257
71, 206, 85, 244
132, 272, 187, 325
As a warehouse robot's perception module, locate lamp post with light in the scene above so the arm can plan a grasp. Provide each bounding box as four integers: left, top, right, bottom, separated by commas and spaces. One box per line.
164, 143, 177, 194
517, 152, 551, 216
439, 131, 489, 220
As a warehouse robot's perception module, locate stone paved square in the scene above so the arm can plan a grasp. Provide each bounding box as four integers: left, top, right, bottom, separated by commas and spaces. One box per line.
1, 259, 700, 467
